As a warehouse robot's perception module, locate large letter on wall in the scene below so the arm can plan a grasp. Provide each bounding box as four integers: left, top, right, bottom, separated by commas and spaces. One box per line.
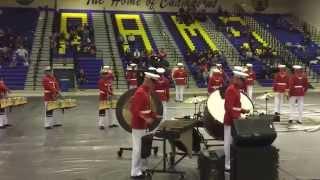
171, 16, 218, 52
115, 14, 153, 53
59, 13, 88, 55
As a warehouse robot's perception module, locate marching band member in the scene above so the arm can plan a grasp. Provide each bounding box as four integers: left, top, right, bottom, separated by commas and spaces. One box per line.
42, 66, 61, 129
208, 68, 224, 94
273, 64, 289, 115
224, 70, 250, 171
98, 66, 117, 130
155, 68, 170, 121
173, 63, 187, 102
288, 65, 309, 124
126, 63, 138, 89
244, 63, 256, 100
130, 72, 162, 178
0, 77, 10, 128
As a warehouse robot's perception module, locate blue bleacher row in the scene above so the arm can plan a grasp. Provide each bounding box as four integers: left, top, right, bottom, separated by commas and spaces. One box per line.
1, 8, 320, 90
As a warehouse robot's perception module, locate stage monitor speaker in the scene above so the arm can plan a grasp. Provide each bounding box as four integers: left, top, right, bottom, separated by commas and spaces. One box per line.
232, 117, 277, 146
231, 145, 279, 180
198, 149, 225, 180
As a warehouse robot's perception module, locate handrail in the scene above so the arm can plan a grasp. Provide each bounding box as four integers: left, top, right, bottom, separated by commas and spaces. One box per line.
33, 10, 48, 90
103, 9, 119, 89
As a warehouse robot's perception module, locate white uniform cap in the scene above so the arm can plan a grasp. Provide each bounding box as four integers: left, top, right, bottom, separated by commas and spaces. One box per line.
144, 72, 160, 80
44, 66, 51, 71
233, 71, 248, 78
213, 69, 220, 73
127, 66, 132, 70
278, 64, 286, 68
246, 63, 253, 67
234, 66, 244, 72
103, 65, 110, 69
130, 63, 137, 67
156, 68, 166, 74
101, 68, 108, 74
293, 65, 302, 69
148, 67, 157, 71
177, 63, 184, 67
216, 64, 222, 67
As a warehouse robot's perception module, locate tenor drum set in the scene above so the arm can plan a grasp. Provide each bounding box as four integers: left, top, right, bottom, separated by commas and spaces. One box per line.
0, 97, 28, 109
46, 98, 77, 111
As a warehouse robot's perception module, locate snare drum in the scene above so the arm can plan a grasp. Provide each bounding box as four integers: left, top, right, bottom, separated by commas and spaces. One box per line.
203, 90, 254, 139
47, 101, 60, 111
99, 100, 117, 110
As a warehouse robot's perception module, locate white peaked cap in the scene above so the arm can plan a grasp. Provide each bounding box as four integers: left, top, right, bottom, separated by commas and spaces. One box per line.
246, 63, 253, 67
213, 69, 220, 73
293, 65, 302, 69
177, 63, 184, 66
216, 63, 222, 67
101, 68, 108, 74
233, 71, 248, 78
130, 63, 137, 67
278, 64, 286, 68
127, 66, 132, 70
148, 67, 157, 71
156, 68, 166, 74
103, 65, 110, 69
145, 72, 160, 80
234, 66, 244, 72
44, 66, 51, 71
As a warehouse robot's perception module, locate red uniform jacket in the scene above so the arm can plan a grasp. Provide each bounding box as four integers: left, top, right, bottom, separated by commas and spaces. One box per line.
106, 71, 114, 82
155, 76, 170, 102
273, 72, 289, 93
0, 80, 9, 99
42, 75, 60, 101
224, 84, 245, 126
208, 73, 224, 94
173, 68, 187, 85
245, 70, 256, 86
289, 74, 308, 97
130, 85, 156, 129
98, 78, 113, 101
126, 70, 138, 86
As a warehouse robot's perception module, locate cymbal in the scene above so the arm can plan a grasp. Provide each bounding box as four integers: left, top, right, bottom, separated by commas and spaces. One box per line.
256, 93, 275, 100
183, 96, 208, 104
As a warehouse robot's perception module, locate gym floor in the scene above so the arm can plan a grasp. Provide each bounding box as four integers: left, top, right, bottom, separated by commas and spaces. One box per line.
0, 94, 320, 180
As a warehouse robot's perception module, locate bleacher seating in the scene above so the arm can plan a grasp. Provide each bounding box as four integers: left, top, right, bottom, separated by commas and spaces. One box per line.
0, 7, 39, 90
77, 57, 103, 89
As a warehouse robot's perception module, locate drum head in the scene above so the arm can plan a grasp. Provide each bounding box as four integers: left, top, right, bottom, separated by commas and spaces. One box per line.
204, 90, 254, 139
116, 88, 163, 133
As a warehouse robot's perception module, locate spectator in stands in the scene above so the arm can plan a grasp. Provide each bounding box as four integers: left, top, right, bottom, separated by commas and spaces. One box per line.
133, 48, 141, 62
15, 45, 29, 66
78, 68, 87, 86
127, 33, 136, 50
158, 48, 167, 60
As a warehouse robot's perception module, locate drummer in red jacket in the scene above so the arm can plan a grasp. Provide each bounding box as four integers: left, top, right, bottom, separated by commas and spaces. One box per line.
173, 63, 188, 102
155, 68, 170, 121
126, 63, 138, 89
224, 70, 250, 171
42, 66, 61, 129
288, 65, 309, 124
273, 64, 289, 115
0, 77, 10, 128
208, 68, 224, 94
244, 63, 256, 100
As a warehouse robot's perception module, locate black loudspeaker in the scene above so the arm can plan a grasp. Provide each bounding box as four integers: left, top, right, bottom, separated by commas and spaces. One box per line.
231, 145, 279, 180
232, 117, 277, 146
198, 149, 225, 180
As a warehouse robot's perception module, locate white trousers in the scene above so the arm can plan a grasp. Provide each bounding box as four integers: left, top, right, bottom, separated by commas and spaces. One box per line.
131, 129, 148, 176
98, 109, 113, 127
274, 92, 284, 114
162, 101, 167, 121
175, 85, 185, 101
247, 85, 253, 100
224, 125, 233, 170
44, 102, 60, 128
0, 108, 9, 126
289, 96, 304, 122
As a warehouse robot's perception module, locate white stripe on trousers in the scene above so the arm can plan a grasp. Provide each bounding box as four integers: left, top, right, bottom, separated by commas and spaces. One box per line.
162, 101, 167, 121
98, 109, 114, 127
274, 92, 284, 114
289, 96, 304, 122
175, 85, 185, 101
131, 129, 148, 176
247, 85, 253, 100
224, 125, 232, 170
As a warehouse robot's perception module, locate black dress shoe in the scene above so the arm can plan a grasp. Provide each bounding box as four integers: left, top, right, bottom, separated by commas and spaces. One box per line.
53, 124, 62, 127
45, 126, 52, 130
131, 174, 145, 179
288, 120, 293, 124
111, 124, 118, 128
99, 126, 105, 130
0, 126, 6, 129
297, 121, 302, 124
275, 112, 280, 116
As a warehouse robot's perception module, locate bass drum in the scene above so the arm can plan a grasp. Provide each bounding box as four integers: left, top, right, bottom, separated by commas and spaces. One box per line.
115, 88, 163, 133
203, 90, 254, 140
